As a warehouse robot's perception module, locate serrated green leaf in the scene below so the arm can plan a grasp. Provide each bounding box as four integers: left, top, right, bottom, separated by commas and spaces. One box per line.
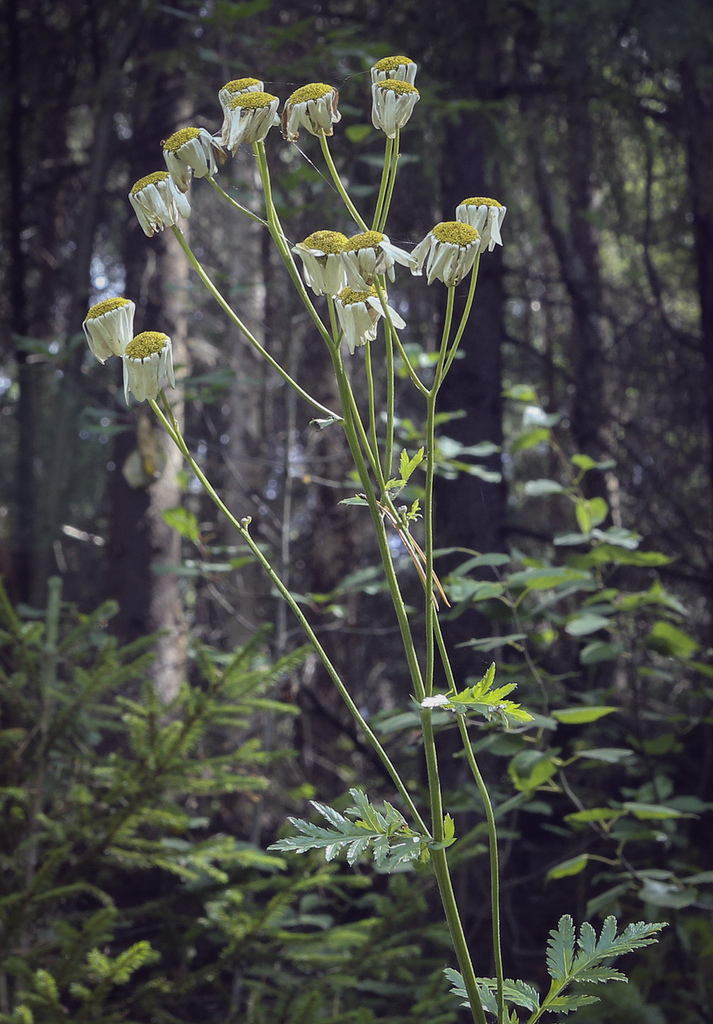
546, 915, 576, 980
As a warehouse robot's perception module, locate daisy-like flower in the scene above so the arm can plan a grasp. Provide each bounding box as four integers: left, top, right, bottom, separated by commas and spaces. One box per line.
83, 297, 135, 363
455, 197, 507, 252
411, 221, 481, 287
218, 78, 265, 136
292, 230, 349, 296
129, 171, 191, 237
220, 91, 280, 154
370, 55, 418, 86
281, 83, 341, 142
371, 80, 420, 138
341, 230, 416, 289
334, 285, 406, 355
122, 331, 175, 403
162, 127, 225, 191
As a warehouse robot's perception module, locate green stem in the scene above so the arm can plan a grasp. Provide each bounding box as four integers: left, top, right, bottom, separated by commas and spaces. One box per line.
149, 395, 427, 834
376, 128, 401, 234
319, 132, 368, 231
384, 317, 395, 477
421, 708, 488, 1024
434, 618, 505, 1023
371, 135, 393, 232
327, 345, 425, 700
170, 225, 337, 420
444, 252, 482, 376
206, 176, 268, 226
253, 141, 334, 349
424, 287, 456, 696
364, 339, 380, 476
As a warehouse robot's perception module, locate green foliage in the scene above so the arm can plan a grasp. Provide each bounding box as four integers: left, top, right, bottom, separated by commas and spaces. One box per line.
446, 916, 665, 1022
0, 579, 462, 1024
268, 787, 447, 869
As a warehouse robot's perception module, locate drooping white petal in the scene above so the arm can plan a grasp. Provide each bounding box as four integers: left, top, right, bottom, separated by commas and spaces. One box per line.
83, 298, 135, 362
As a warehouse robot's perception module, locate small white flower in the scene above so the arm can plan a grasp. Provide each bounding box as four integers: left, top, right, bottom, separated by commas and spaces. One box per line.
292, 230, 349, 296
129, 171, 191, 237
162, 127, 225, 191
281, 83, 341, 142
122, 331, 175, 403
218, 77, 265, 137
455, 197, 507, 252
371, 80, 420, 138
421, 694, 451, 709
334, 286, 406, 355
411, 221, 481, 287
83, 297, 135, 363
370, 55, 417, 86
220, 91, 280, 153
341, 230, 417, 289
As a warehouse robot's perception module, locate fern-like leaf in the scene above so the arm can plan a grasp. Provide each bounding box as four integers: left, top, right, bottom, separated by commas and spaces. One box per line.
268, 789, 430, 870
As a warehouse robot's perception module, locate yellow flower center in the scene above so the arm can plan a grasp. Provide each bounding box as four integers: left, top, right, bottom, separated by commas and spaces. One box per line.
85, 297, 131, 320
338, 286, 378, 305
460, 197, 503, 208
130, 171, 169, 194
163, 127, 202, 152
302, 230, 348, 254
376, 80, 419, 95
126, 332, 169, 360
222, 77, 262, 94
344, 230, 385, 253
432, 221, 479, 247
228, 91, 277, 110
287, 83, 334, 105
373, 55, 414, 72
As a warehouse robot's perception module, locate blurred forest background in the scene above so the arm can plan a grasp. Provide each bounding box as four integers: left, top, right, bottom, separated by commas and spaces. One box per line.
1, 0, 713, 1021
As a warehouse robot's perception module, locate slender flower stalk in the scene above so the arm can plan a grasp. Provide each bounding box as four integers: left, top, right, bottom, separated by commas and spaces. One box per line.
149, 393, 428, 835
318, 131, 368, 231
170, 224, 338, 419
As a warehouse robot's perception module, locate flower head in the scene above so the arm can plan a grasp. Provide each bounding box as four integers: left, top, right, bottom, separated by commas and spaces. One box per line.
371, 80, 420, 138
334, 285, 405, 355
281, 83, 341, 142
122, 331, 175, 403
83, 297, 135, 363
341, 230, 416, 289
411, 221, 481, 287
162, 127, 225, 191
292, 230, 349, 296
218, 78, 265, 136
455, 197, 507, 252
370, 55, 417, 86
129, 171, 191, 237
220, 91, 280, 153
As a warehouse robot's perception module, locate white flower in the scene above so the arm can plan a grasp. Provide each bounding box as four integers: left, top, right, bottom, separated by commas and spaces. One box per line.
220, 91, 280, 153
129, 171, 191, 237
83, 297, 135, 363
370, 55, 417, 86
122, 331, 175, 403
371, 80, 420, 138
341, 230, 417, 289
420, 694, 451, 709
281, 83, 341, 142
162, 127, 225, 191
292, 230, 348, 296
334, 286, 405, 355
455, 197, 507, 252
411, 221, 481, 287
218, 77, 265, 137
